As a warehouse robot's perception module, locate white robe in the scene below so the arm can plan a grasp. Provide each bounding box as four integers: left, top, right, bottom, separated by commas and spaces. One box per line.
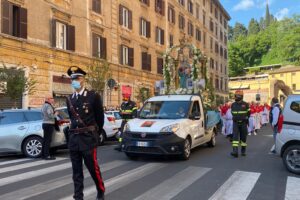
255, 112, 261, 130
225, 109, 233, 135
261, 107, 269, 124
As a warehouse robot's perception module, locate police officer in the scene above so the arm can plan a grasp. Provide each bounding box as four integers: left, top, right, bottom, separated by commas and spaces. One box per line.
115, 94, 137, 151
231, 90, 250, 158
66, 66, 105, 200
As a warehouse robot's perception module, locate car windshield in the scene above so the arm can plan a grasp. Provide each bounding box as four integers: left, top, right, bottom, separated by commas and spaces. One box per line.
139, 101, 190, 119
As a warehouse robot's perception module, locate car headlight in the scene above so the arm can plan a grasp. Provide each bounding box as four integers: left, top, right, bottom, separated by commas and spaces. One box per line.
123, 123, 130, 132
160, 124, 180, 133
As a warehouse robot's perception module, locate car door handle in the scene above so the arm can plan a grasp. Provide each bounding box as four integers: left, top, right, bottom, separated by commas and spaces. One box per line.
18, 126, 26, 130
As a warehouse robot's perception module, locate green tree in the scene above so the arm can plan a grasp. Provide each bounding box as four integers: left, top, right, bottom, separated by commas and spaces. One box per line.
248, 18, 260, 35
85, 59, 111, 97
265, 3, 271, 27
233, 22, 248, 41
0, 64, 37, 108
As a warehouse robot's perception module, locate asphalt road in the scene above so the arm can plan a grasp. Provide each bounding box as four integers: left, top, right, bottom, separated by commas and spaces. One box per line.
0, 125, 299, 200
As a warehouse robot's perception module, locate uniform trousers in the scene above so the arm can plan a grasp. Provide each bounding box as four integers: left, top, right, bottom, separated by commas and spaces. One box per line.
70, 148, 105, 200
232, 121, 248, 146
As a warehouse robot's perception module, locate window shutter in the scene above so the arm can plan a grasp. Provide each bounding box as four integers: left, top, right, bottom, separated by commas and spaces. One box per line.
141, 52, 147, 70
119, 5, 123, 25
19, 7, 27, 39
147, 54, 151, 71
100, 36, 107, 59
146, 21, 151, 38
128, 10, 132, 29
67, 25, 75, 51
92, 33, 98, 57
155, 0, 158, 12
92, 0, 97, 12
162, 0, 165, 16
157, 58, 163, 74
172, 9, 175, 24
139, 18, 142, 35
161, 29, 164, 45
128, 47, 134, 67
1, 0, 12, 35
155, 27, 158, 43
51, 19, 57, 47
120, 45, 123, 64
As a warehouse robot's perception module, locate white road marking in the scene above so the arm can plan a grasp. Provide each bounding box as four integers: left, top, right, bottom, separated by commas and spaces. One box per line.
0, 160, 130, 200
0, 158, 33, 166
60, 163, 166, 200
0, 162, 71, 187
0, 157, 66, 174
134, 166, 211, 200
208, 171, 261, 200
285, 176, 300, 200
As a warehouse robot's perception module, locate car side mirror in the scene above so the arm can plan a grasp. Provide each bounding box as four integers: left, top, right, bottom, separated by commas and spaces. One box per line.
190, 113, 200, 120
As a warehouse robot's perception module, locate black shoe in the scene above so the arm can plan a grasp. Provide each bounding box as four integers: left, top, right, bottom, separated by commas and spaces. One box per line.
44, 156, 56, 160
96, 193, 105, 200
241, 147, 246, 156
230, 152, 238, 158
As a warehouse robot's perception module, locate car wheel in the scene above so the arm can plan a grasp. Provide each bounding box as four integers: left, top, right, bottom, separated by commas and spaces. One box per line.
207, 130, 216, 147
283, 145, 300, 175
180, 138, 191, 160
22, 136, 43, 158
98, 130, 106, 146
125, 152, 139, 160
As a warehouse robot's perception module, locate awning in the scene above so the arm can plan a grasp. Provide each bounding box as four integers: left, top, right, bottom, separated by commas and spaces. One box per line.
229, 85, 250, 90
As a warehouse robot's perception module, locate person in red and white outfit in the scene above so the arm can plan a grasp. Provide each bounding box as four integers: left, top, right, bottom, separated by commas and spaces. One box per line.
248, 101, 257, 135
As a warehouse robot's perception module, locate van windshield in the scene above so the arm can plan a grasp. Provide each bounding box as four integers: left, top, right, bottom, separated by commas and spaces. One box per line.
139, 101, 190, 119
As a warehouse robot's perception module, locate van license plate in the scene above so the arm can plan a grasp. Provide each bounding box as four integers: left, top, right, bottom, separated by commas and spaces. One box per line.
136, 141, 149, 147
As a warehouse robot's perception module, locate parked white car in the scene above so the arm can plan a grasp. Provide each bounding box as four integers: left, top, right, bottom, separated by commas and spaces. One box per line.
0, 109, 68, 158
276, 95, 300, 174
57, 107, 119, 145
105, 111, 122, 128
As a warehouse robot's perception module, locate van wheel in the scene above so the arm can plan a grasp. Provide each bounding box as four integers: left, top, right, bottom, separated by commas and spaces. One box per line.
126, 153, 139, 160
180, 138, 191, 160
207, 131, 216, 147
283, 145, 300, 175
98, 130, 106, 146
22, 136, 43, 158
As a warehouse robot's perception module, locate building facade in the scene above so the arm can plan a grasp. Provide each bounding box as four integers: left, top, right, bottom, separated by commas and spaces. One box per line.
229, 65, 300, 104
0, 0, 230, 109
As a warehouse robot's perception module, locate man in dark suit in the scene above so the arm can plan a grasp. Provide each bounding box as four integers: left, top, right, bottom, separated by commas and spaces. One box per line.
66, 66, 105, 200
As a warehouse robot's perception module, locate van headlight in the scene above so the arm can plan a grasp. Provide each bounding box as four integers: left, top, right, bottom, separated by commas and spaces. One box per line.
160, 124, 180, 133
123, 123, 130, 132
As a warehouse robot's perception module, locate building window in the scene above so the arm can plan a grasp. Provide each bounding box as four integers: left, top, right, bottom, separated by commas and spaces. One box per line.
215, 7, 218, 19
210, 58, 214, 69
215, 41, 219, 54
203, 11, 206, 27
168, 6, 175, 24
215, 61, 218, 71
52, 20, 75, 51
119, 5, 132, 29
169, 34, 174, 47
224, 34, 227, 45
196, 28, 201, 41
1, 0, 27, 39
224, 19, 227, 29
141, 52, 151, 71
188, 0, 193, 14
188, 21, 194, 36
215, 77, 219, 90
221, 64, 223, 73
140, 18, 151, 38
196, 4, 200, 19
292, 84, 296, 91
92, 0, 101, 14
220, 77, 223, 91
220, 31, 223, 42
156, 27, 164, 45
210, 37, 213, 52
92, 33, 107, 59
178, 0, 185, 6
215, 23, 218, 37
140, 0, 150, 6
157, 57, 164, 74
220, 46, 223, 57
120, 45, 134, 67
210, 1, 213, 13
209, 18, 214, 32
155, 0, 165, 16
203, 32, 206, 47
179, 15, 185, 30
224, 49, 227, 59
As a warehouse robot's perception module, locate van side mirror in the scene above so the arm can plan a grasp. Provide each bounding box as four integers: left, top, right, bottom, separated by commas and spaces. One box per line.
190, 112, 200, 120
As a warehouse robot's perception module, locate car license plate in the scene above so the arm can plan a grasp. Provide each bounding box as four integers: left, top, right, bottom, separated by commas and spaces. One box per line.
136, 141, 149, 147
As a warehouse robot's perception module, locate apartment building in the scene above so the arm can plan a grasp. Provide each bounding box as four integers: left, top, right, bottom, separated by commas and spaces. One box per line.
0, 0, 230, 108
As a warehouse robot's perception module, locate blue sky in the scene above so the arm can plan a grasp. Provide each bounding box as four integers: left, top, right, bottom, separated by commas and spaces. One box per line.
219, 0, 300, 26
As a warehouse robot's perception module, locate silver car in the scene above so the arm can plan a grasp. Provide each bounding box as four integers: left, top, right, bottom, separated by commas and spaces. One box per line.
0, 109, 67, 158
276, 95, 300, 174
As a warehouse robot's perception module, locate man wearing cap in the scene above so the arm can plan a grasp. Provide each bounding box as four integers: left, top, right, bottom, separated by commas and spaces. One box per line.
114, 94, 137, 151
66, 66, 105, 200
230, 90, 250, 158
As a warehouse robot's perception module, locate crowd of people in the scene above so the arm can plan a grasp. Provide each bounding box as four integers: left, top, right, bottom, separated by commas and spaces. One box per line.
219, 101, 271, 140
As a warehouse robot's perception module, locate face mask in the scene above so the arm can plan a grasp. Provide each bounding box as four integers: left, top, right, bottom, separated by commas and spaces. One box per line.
71, 80, 81, 89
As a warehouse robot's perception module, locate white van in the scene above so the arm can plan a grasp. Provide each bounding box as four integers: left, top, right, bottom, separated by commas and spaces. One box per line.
121, 95, 218, 160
